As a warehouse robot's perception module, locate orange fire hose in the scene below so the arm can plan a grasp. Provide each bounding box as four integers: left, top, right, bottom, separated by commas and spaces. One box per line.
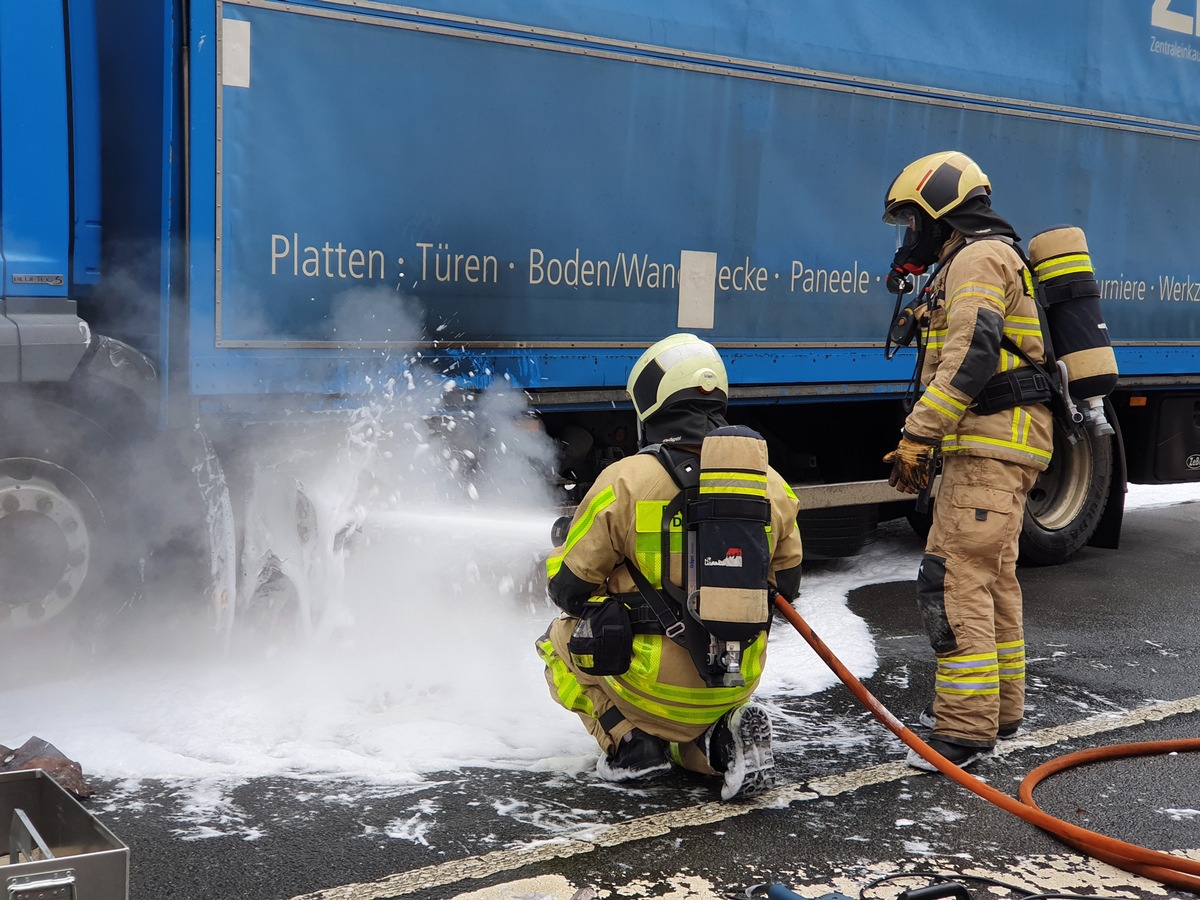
773, 595, 1200, 893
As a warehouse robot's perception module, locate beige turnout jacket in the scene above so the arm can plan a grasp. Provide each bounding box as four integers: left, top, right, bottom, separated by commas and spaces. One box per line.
906, 236, 1054, 471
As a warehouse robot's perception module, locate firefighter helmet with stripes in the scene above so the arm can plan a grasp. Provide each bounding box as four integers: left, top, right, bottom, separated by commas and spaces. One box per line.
883, 151, 991, 224
627, 333, 728, 425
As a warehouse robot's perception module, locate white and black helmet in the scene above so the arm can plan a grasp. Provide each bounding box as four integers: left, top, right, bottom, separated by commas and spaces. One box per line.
627, 333, 728, 440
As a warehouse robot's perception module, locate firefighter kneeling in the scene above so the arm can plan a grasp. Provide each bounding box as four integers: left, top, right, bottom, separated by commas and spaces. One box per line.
536, 334, 804, 800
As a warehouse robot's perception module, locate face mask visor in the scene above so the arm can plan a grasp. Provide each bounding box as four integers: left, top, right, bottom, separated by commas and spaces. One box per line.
885, 205, 922, 254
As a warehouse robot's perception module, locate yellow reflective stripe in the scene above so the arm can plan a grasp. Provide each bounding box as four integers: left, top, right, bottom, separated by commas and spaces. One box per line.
617, 667, 758, 706
783, 482, 797, 500
628, 633, 664, 681
621, 634, 765, 704
935, 680, 1000, 697
919, 385, 968, 421
667, 742, 685, 766
634, 536, 661, 587
607, 635, 764, 724
918, 393, 962, 421
608, 677, 752, 725
538, 636, 595, 717
608, 691, 723, 725
547, 485, 617, 579
927, 385, 968, 412
700, 471, 767, 485
997, 640, 1026, 681
636, 499, 669, 532
949, 281, 1005, 311
1003, 324, 1042, 338
700, 471, 767, 497
939, 651, 998, 667
1006, 315, 1040, 325
941, 433, 1054, 460
935, 652, 999, 696
1020, 408, 1032, 445
1035, 253, 1093, 280
634, 500, 682, 589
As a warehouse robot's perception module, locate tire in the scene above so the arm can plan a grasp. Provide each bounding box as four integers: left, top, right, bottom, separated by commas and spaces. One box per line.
1019, 419, 1114, 566
905, 504, 932, 542
796, 505, 878, 561
0, 392, 134, 631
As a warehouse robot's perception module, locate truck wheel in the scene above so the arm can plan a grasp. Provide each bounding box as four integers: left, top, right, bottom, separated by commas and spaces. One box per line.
796, 505, 879, 560
904, 504, 932, 542
0, 395, 131, 630
1020, 420, 1114, 566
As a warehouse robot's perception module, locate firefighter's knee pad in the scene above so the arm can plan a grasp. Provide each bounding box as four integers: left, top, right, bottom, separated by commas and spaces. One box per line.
916, 553, 957, 654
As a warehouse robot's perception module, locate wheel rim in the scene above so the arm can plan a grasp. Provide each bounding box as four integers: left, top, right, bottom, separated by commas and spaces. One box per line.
1025, 428, 1093, 532
0, 459, 98, 626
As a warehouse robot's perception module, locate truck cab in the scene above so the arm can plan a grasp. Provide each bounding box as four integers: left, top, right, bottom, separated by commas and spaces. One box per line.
0, 0, 100, 382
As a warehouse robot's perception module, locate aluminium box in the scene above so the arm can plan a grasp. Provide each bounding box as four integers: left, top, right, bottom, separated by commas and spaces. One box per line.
1, 769, 127, 900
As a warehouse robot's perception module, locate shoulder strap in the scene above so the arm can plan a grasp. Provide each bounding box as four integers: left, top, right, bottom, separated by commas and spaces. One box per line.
987, 244, 1086, 431
623, 561, 688, 643
1006, 241, 1060, 369
622, 444, 699, 645
640, 443, 699, 490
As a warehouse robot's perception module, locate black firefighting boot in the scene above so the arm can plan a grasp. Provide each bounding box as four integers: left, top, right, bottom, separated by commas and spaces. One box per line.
596, 729, 671, 782
906, 737, 992, 772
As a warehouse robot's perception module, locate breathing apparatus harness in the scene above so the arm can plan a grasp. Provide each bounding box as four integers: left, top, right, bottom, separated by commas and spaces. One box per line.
885, 237, 1085, 445
623, 427, 775, 689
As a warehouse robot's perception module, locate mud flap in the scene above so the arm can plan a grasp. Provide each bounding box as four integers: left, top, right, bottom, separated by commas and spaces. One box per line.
191, 426, 237, 639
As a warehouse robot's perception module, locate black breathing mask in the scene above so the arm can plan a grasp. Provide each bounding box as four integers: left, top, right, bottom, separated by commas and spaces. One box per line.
887, 206, 947, 286
883, 205, 944, 361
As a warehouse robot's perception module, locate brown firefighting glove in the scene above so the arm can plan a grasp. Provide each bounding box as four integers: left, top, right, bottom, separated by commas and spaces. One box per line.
882, 433, 938, 494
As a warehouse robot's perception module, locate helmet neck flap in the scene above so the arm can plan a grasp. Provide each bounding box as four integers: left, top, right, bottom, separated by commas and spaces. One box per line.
640, 398, 728, 449
940, 195, 1020, 242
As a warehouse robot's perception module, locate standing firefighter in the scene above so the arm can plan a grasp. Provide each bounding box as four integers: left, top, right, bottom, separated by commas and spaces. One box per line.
882, 151, 1053, 770
537, 334, 803, 800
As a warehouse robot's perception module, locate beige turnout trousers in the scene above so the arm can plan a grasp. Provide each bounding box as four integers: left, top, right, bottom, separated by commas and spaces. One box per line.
538, 616, 720, 775
918, 454, 1038, 747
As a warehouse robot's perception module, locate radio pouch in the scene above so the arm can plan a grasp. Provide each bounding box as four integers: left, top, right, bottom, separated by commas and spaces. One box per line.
568, 600, 633, 676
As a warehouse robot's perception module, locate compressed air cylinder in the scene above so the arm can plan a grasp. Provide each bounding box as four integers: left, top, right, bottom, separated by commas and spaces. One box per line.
1028, 227, 1119, 434
694, 425, 772, 642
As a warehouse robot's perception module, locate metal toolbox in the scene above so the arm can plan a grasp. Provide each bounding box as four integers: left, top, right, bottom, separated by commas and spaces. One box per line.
1, 769, 127, 899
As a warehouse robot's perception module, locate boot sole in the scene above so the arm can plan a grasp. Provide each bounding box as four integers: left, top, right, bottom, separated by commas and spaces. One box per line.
721, 704, 775, 801
905, 745, 990, 772
595, 756, 672, 782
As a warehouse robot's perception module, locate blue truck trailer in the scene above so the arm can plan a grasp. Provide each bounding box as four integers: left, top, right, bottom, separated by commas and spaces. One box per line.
2, 0, 1199, 633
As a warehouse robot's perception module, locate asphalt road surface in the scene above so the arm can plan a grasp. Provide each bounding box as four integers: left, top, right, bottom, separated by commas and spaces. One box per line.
86, 497, 1200, 899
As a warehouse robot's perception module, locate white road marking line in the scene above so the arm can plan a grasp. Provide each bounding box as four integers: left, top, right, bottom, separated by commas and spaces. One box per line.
290, 695, 1200, 899
812, 693, 1200, 796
